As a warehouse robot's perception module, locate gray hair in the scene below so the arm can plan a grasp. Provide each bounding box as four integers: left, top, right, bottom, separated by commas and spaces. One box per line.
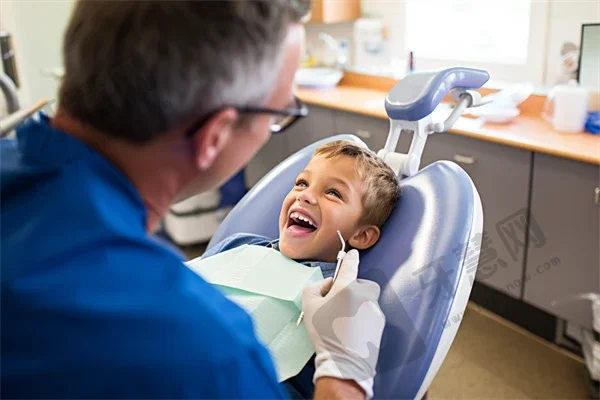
58, 0, 310, 144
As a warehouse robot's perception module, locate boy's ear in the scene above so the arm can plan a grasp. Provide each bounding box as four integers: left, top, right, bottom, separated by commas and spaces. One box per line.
348, 225, 380, 250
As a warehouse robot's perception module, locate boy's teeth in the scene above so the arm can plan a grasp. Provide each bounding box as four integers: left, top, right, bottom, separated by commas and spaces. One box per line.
291, 212, 315, 227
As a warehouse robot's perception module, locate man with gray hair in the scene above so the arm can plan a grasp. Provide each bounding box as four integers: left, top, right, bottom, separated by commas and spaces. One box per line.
1, 1, 386, 399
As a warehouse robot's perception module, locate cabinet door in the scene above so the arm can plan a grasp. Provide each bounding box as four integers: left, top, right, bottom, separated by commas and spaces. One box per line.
334, 111, 413, 153
244, 133, 288, 188
286, 105, 336, 156
524, 154, 600, 329
421, 133, 532, 298
309, 0, 361, 24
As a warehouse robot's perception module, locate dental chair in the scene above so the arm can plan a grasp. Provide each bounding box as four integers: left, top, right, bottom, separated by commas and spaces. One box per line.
208, 67, 490, 399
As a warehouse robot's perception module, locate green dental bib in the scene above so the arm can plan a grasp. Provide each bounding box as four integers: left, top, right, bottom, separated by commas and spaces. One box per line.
186, 245, 324, 382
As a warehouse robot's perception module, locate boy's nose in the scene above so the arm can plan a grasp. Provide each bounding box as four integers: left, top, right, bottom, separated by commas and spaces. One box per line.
296, 191, 317, 205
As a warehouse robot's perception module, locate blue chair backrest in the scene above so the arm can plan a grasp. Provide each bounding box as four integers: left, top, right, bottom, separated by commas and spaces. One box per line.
209, 134, 481, 399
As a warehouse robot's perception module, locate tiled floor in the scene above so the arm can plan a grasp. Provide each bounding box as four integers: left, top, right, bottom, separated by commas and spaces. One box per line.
429, 304, 589, 399
181, 243, 590, 399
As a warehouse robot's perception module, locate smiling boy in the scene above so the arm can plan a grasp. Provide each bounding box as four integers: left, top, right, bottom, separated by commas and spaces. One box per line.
277, 140, 399, 264
202, 140, 400, 278
200, 140, 400, 398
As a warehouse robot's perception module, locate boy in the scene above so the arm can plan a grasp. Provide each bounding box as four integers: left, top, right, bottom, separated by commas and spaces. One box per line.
201, 140, 400, 398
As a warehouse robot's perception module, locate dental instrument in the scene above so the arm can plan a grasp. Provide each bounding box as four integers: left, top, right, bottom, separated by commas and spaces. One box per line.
296, 230, 346, 326
332, 230, 347, 281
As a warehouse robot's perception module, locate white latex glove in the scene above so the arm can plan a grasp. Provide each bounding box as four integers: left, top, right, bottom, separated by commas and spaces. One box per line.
302, 249, 385, 399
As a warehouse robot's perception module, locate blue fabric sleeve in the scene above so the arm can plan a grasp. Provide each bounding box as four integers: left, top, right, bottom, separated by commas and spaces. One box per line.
1, 117, 288, 400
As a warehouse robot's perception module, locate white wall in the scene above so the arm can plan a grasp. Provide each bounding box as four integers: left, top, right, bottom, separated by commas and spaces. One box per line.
306, 0, 600, 88
0, 0, 75, 109
2, 0, 597, 102
544, 0, 600, 87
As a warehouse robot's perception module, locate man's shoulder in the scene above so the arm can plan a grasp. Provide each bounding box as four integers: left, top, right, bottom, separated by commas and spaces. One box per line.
201, 232, 275, 259
3, 238, 283, 398
66, 239, 282, 377
108, 246, 285, 397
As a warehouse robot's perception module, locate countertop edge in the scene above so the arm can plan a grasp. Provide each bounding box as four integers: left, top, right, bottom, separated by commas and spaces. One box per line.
297, 92, 600, 166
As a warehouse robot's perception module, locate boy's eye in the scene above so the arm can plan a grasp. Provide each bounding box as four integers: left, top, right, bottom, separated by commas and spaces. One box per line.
295, 179, 308, 188
327, 189, 342, 200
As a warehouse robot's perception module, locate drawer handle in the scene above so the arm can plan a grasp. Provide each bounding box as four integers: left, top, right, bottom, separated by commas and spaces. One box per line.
355, 129, 372, 139
595, 187, 600, 205
453, 154, 475, 165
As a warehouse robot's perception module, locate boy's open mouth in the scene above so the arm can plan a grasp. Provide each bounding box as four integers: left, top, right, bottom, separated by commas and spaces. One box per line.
286, 211, 318, 237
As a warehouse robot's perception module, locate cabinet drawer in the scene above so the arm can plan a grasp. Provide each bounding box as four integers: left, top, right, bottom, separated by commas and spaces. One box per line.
524, 154, 600, 328
422, 133, 532, 297
334, 111, 413, 153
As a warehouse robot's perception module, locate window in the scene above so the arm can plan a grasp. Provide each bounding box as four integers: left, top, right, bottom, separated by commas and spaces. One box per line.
402, 0, 550, 85
406, 0, 532, 65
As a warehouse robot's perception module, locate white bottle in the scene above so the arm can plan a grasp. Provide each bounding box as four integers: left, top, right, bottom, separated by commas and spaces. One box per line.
542, 81, 590, 133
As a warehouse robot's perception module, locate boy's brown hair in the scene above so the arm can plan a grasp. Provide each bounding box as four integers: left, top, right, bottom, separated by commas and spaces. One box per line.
314, 140, 400, 228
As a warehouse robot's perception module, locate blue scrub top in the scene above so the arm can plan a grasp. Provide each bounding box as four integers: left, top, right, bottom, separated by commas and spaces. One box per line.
1, 114, 287, 399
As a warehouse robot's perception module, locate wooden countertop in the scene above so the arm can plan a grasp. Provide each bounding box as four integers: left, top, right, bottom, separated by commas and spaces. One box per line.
296, 85, 600, 165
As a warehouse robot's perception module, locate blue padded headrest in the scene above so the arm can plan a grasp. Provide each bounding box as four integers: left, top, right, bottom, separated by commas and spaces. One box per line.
385, 66, 490, 121
209, 135, 478, 399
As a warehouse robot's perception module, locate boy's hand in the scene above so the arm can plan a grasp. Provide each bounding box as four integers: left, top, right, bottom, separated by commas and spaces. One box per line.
301, 250, 386, 399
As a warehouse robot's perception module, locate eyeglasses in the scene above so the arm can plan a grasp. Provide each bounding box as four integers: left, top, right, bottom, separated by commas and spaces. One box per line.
186, 95, 308, 137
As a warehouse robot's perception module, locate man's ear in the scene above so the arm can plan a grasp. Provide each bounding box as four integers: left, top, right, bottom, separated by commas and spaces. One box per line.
348, 225, 380, 250
190, 108, 239, 171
